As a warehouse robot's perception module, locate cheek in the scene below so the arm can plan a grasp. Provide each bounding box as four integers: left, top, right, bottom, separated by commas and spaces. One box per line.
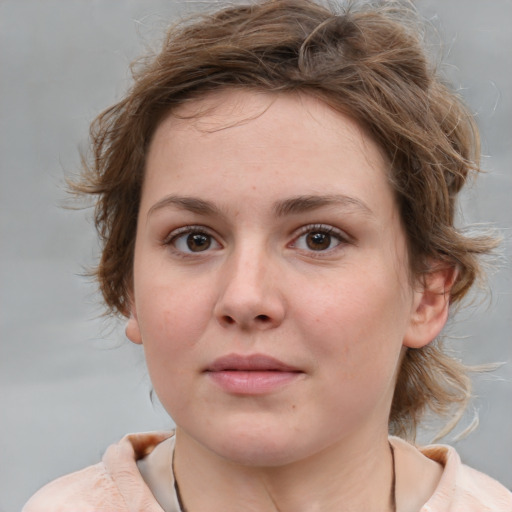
137, 294, 204, 419
296, 283, 406, 432
297, 270, 409, 379
135, 280, 212, 380
136, 266, 212, 337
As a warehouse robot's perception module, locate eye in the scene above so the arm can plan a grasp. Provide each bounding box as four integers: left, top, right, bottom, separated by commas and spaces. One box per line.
292, 224, 347, 252
166, 227, 221, 254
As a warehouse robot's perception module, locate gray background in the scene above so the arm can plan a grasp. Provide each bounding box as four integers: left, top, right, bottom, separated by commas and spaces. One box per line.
1, 1, 510, 510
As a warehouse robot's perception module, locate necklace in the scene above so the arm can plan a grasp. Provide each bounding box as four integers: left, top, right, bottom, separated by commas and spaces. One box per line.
390, 441, 397, 512
172, 460, 188, 512
173, 444, 397, 512
174, 475, 188, 512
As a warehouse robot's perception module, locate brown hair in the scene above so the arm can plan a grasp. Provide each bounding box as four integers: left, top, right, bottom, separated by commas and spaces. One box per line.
76, 0, 498, 439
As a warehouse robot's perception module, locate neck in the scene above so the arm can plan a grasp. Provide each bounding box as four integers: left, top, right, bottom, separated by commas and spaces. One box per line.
173, 427, 395, 512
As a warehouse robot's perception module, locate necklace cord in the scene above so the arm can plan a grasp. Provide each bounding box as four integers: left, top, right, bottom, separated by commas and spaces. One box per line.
172, 448, 188, 512
390, 441, 397, 512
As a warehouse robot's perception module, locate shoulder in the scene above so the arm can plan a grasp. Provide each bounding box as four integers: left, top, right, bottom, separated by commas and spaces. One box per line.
420, 443, 512, 512
23, 431, 173, 512
453, 463, 512, 511
390, 437, 512, 511
22, 462, 125, 512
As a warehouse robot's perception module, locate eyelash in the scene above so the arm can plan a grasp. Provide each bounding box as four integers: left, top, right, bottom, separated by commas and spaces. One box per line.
163, 225, 222, 257
163, 223, 351, 257
290, 224, 350, 255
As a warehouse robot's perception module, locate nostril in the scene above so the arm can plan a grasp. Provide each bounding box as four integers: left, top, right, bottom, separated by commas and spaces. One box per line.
217, 313, 276, 328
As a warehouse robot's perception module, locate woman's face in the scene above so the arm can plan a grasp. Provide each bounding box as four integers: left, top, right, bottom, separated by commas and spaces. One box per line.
128, 90, 423, 466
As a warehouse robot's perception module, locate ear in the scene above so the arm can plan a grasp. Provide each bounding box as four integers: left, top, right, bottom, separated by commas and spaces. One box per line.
125, 300, 142, 345
403, 264, 458, 349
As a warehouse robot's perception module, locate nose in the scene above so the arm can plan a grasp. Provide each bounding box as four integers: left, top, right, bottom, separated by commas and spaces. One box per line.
213, 244, 286, 331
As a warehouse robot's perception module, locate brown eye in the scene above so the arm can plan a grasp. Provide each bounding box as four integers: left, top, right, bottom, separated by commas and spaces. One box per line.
186, 233, 211, 252
293, 225, 346, 253
305, 232, 332, 251
169, 227, 221, 254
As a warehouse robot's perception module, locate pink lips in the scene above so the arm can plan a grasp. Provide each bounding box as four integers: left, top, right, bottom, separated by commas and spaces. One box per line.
205, 353, 303, 395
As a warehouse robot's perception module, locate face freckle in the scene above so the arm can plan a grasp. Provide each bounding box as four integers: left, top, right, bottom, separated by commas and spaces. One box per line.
127, 89, 420, 467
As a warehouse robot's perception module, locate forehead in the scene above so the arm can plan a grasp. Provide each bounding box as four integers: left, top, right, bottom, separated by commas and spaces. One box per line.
151, 89, 385, 160
143, 90, 394, 218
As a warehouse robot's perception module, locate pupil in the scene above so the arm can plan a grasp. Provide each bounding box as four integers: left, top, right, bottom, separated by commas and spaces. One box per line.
306, 232, 330, 250
187, 233, 210, 252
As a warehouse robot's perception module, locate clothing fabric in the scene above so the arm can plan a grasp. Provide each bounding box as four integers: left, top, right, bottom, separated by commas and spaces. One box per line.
23, 431, 512, 511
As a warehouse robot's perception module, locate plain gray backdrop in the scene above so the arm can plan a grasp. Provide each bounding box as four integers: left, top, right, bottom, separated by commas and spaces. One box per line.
1, 1, 511, 510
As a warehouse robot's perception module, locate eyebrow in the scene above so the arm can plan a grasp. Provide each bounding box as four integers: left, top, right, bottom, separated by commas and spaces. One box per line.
147, 195, 221, 218
147, 193, 373, 218
273, 194, 374, 217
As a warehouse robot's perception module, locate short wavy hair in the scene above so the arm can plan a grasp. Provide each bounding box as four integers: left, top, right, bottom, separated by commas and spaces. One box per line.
75, 0, 498, 439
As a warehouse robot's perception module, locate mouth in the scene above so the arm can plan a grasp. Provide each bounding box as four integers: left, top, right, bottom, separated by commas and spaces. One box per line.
206, 353, 302, 372
204, 353, 304, 395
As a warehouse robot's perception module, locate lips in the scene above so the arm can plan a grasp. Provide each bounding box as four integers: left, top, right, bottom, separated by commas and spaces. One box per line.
206, 353, 301, 373
205, 353, 303, 395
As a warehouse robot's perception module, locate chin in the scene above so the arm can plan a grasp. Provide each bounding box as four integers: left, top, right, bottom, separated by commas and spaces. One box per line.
204, 421, 315, 468
217, 441, 304, 468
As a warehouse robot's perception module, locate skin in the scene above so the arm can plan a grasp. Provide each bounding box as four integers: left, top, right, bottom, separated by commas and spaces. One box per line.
126, 90, 451, 511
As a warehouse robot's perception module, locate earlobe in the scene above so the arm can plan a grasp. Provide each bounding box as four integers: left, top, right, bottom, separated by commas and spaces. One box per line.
403, 265, 458, 349
125, 307, 143, 345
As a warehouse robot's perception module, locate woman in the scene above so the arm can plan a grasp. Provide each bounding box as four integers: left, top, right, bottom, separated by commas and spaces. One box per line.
24, 0, 511, 510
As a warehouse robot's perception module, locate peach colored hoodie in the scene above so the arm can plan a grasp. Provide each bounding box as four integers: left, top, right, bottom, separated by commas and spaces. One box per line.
23, 431, 511, 512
